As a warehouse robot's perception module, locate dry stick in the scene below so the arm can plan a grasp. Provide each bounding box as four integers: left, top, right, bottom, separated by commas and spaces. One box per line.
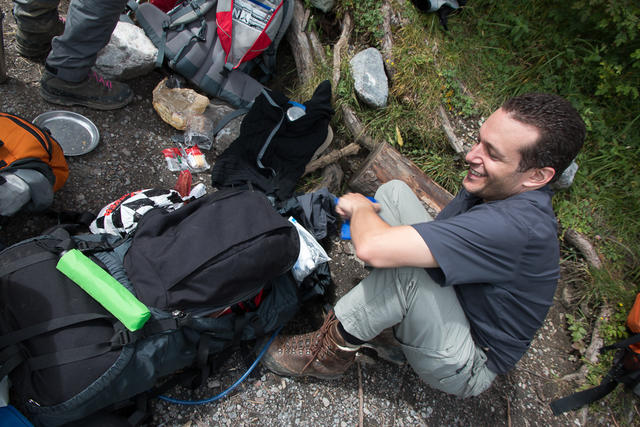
286, 0, 314, 84
0, 12, 8, 84
506, 394, 512, 427
610, 413, 620, 427
561, 305, 612, 383
381, 0, 396, 80
341, 105, 378, 151
308, 31, 327, 65
332, 13, 352, 102
564, 228, 603, 269
357, 362, 364, 427
304, 143, 360, 175
438, 105, 466, 154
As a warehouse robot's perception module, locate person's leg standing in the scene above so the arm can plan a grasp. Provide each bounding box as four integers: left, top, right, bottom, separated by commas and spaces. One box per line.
335, 180, 496, 397
12, 0, 64, 58
40, 0, 133, 110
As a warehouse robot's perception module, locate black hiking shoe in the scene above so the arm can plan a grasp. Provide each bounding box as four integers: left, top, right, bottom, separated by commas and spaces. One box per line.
40, 70, 133, 110
15, 17, 65, 60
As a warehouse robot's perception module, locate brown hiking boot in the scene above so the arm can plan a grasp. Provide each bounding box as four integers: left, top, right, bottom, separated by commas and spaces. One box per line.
40, 70, 133, 110
262, 311, 359, 379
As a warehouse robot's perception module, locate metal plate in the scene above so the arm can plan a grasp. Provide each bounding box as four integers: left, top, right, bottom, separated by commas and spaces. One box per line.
32, 111, 100, 156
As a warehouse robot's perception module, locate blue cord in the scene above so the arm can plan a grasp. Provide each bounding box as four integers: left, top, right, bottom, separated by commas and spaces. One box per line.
158, 325, 282, 405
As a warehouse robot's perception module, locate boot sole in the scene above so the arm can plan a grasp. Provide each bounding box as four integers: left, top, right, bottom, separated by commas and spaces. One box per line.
261, 355, 345, 380
39, 87, 134, 111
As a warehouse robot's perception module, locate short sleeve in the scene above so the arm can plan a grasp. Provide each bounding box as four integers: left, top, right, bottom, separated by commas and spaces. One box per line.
412, 205, 529, 286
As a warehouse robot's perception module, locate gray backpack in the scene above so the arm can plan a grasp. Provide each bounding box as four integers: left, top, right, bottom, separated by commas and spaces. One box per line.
131, 0, 294, 107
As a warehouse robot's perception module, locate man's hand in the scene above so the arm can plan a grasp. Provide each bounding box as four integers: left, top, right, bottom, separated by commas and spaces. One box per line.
335, 192, 439, 269
335, 193, 380, 220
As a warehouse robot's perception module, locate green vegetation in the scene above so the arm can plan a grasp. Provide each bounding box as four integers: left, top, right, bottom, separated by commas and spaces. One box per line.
307, 0, 640, 419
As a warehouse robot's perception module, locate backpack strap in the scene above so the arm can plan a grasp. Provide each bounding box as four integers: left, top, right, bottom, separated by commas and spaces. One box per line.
255, 89, 285, 176
210, 107, 250, 137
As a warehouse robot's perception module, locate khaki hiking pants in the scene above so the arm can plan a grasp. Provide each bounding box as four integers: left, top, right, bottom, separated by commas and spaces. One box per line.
334, 180, 496, 398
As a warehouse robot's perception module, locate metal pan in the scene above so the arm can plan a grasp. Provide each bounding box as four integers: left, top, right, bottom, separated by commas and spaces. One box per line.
33, 110, 100, 156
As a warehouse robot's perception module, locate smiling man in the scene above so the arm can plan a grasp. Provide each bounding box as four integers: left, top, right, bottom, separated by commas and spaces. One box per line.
262, 93, 586, 397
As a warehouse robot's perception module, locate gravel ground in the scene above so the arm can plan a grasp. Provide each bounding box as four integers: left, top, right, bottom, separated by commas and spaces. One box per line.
0, 1, 629, 425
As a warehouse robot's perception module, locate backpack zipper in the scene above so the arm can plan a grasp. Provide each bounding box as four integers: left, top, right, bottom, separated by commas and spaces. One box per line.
0, 113, 53, 161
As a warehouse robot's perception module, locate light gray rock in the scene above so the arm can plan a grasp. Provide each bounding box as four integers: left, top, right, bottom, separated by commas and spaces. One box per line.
551, 159, 579, 190
349, 47, 388, 109
311, 0, 335, 13
94, 21, 158, 81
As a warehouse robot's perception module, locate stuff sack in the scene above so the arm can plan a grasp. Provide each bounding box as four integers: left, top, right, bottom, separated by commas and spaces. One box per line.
550, 293, 640, 414
0, 199, 302, 426
124, 187, 300, 310
132, 0, 294, 107
0, 112, 68, 216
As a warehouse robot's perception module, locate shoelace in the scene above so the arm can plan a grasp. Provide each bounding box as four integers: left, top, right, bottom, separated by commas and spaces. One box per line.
301, 311, 337, 373
89, 70, 113, 90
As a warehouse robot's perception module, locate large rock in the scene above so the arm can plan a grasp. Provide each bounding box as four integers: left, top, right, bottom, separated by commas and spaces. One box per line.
94, 21, 158, 80
349, 47, 388, 109
311, 0, 335, 13
551, 159, 579, 190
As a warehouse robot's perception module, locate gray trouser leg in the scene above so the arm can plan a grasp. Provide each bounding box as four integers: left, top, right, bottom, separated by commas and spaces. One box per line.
334, 180, 496, 397
12, 0, 59, 31
45, 0, 127, 82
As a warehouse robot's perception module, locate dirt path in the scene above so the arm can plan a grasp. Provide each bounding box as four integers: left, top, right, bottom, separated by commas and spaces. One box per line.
0, 1, 622, 425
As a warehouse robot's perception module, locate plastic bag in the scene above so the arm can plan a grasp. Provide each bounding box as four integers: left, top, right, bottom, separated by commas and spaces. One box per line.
289, 217, 330, 282
185, 114, 214, 150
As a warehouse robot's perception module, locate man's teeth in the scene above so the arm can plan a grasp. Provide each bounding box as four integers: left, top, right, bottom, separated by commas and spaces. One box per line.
469, 169, 484, 177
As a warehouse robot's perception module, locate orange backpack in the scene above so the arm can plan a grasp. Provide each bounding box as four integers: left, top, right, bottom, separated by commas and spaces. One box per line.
0, 112, 68, 192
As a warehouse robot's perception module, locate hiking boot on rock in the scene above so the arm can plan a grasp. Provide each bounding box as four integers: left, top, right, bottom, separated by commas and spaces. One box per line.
40, 70, 133, 110
15, 16, 65, 60
262, 311, 359, 380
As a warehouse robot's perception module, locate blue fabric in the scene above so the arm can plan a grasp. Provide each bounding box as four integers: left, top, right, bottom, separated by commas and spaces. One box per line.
412, 186, 559, 374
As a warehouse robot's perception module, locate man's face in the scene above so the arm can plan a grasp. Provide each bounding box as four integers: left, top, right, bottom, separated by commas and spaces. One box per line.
462, 108, 540, 201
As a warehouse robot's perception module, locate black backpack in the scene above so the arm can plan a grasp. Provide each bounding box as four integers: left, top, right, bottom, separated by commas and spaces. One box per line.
0, 188, 305, 426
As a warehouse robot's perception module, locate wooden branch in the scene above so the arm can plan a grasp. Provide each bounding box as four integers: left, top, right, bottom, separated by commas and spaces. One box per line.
308, 31, 327, 65
438, 105, 465, 154
381, 0, 396, 80
332, 12, 352, 101
358, 362, 364, 427
286, 0, 314, 84
561, 305, 611, 384
304, 142, 360, 175
350, 142, 454, 213
310, 164, 343, 193
341, 105, 378, 151
0, 12, 8, 84
564, 228, 603, 269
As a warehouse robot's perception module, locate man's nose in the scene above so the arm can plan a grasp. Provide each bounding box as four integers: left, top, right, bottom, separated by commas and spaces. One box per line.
466, 143, 482, 163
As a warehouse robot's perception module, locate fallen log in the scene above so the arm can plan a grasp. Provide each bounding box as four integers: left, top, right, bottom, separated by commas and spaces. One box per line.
0, 12, 8, 84
349, 142, 454, 214
304, 142, 360, 175
310, 163, 343, 194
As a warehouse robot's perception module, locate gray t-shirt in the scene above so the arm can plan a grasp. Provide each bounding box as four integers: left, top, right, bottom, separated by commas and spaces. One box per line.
412, 186, 559, 374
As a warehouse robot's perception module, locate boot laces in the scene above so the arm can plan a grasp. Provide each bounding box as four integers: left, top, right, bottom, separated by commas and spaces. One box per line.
301, 311, 337, 373
89, 70, 113, 90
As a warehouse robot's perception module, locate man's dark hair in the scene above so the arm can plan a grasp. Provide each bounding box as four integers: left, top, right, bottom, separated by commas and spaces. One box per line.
502, 93, 586, 183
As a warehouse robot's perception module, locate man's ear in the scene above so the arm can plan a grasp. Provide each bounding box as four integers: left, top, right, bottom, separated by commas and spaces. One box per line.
524, 166, 555, 189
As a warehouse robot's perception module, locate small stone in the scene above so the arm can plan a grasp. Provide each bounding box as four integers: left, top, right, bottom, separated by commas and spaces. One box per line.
322, 397, 330, 407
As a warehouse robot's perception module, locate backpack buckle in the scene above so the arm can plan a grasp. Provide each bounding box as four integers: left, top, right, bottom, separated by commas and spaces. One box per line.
111, 327, 138, 348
